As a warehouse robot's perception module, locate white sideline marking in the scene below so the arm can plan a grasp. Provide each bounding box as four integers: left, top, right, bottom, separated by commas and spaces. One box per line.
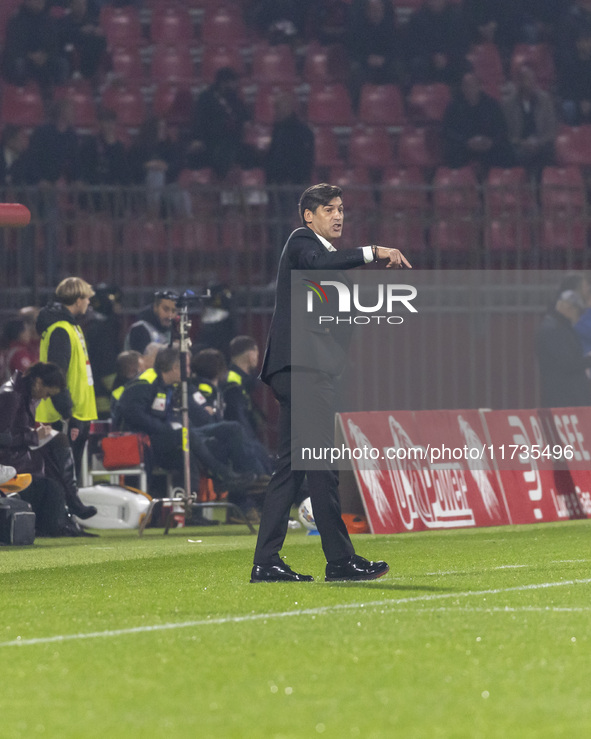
1, 578, 591, 649
425, 559, 591, 577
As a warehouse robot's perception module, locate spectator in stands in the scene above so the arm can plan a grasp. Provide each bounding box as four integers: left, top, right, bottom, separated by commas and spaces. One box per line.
25, 98, 81, 286
187, 67, 260, 180
0, 125, 30, 187
84, 284, 124, 419
124, 290, 178, 355
404, 0, 469, 85
536, 290, 591, 407
265, 91, 314, 254
556, 0, 591, 72
345, 0, 401, 108
1, 0, 68, 99
462, 0, 522, 53
116, 346, 255, 502
79, 108, 131, 188
0, 361, 94, 536
35, 276, 98, 501
57, 0, 106, 81
556, 27, 591, 124
0, 317, 39, 382
442, 71, 514, 175
502, 65, 557, 179
129, 116, 189, 217
251, 0, 309, 43
225, 335, 274, 476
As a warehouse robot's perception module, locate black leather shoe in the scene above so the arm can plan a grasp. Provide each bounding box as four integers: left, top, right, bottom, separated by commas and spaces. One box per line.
68, 497, 98, 520
325, 554, 389, 582
250, 562, 314, 583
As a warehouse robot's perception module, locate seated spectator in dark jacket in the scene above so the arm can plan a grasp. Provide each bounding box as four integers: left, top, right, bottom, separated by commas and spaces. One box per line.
187, 67, 260, 180
536, 290, 591, 408
129, 116, 189, 217
462, 0, 522, 52
1, 0, 68, 98
251, 0, 309, 42
110, 349, 143, 424
442, 72, 514, 174
265, 91, 315, 252
556, 0, 591, 73
346, 0, 401, 108
0, 362, 94, 536
79, 108, 131, 187
405, 0, 469, 85
502, 65, 557, 178
0, 125, 30, 187
124, 290, 178, 355
556, 28, 591, 124
56, 0, 106, 80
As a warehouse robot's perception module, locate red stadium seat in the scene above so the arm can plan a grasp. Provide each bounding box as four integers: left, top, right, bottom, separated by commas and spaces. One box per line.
510, 44, 556, 90
554, 125, 591, 167
466, 43, 505, 99
110, 45, 145, 82
433, 166, 480, 212
313, 126, 343, 168
100, 6, 142, 47
397, 126, 442, 169
152, 82, 192, 124
150, 44, 195, 83
307, 84, 355, 127
101, 82, 147, 128
150, 3, 194, 43
303, 42, 348, 83
252, 44, 298, 85
429, 220, 480, 251
484, 167, 533, 252
200, 45, 245, 83
54, 81, 97, 130
253, 85, 297, 124
378, 166, 428, 251
407, 83, 451, 123
200, 6, 248, 45
1, 83, 44, 127
358, 84, 406, 127
430, 166, 481, 252
540, 166, 587, 250
381, 166, 427, 211
348, 125, 394, 170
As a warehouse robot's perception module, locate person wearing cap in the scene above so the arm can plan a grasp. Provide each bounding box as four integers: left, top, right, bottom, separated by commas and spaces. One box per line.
35, 277, 98, 519
124, 290, 178, 355
535, 289, 591, 408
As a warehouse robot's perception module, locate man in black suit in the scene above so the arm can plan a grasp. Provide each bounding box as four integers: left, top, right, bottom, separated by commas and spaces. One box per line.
251, 183, 411, 583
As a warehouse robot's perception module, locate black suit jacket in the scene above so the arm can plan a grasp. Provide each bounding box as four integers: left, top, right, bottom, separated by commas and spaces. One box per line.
261, 227, 367, 384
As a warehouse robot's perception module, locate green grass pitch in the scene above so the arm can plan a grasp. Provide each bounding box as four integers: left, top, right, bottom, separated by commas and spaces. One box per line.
1, 520, 590, 738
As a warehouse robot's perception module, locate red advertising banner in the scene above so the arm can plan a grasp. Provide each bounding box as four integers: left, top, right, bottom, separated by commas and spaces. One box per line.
338, 408, 591, 535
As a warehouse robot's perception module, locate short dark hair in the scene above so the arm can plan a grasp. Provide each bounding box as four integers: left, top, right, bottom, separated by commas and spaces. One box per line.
229, 335, 257, 359
154, 346, 180, 375
23, 362, 66, 391
154, 289, 179, 306
191, 348, 227, 381
299, 183, 342, 226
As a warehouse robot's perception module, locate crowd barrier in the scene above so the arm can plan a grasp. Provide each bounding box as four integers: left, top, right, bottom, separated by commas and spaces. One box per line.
337, 406, 591, 534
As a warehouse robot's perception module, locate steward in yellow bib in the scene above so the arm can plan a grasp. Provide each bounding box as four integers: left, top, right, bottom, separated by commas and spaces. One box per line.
35, 277, 97, 498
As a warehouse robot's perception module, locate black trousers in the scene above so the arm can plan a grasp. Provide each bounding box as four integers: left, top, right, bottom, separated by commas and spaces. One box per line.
253, 369, 354, 565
